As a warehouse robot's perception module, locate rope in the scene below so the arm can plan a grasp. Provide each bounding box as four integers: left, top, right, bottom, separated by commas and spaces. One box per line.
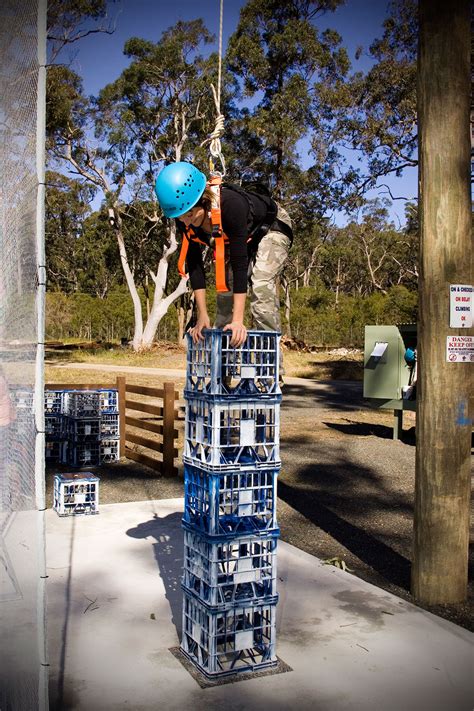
208, 0, 225, 176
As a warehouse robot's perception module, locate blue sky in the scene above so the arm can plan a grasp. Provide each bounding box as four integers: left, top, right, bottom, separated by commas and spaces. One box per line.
66, 0, 417, 226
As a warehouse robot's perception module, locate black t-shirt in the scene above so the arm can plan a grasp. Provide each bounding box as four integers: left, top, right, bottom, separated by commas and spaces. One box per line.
178, 186, 269, 294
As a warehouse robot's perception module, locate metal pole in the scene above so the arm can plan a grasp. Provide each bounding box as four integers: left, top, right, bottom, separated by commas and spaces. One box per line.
35, 0, 49, 707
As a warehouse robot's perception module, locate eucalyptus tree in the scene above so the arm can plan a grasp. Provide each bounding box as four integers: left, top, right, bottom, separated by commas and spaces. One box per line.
320, 200, 419, 297
47, 20, 222, 349
226, 0, 351, 335
45, 171, 96, 293
333, 0, 418, 202
47, 0, 117, 61
226, 0, 348, 200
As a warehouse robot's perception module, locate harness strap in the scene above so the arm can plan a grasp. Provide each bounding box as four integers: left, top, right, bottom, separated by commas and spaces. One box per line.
208, 174, 229, 292
177, 228, 211, 278
177, 231, 189, 279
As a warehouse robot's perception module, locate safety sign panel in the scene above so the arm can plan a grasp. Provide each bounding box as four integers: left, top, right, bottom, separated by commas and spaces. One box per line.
449, 284, 473, 328
446, 335, 474, 363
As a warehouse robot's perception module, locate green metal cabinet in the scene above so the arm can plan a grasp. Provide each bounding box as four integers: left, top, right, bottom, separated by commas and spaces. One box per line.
363, 324, 417, 439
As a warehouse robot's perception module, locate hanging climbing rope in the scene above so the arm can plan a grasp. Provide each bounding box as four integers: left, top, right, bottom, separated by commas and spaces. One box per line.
205, 0, 226, 176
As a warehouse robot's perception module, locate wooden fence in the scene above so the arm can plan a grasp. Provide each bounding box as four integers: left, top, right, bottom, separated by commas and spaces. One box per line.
45, 377, 180, 476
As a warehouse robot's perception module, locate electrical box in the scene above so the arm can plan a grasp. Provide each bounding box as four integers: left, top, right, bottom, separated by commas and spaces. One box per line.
363, 324, 417, 438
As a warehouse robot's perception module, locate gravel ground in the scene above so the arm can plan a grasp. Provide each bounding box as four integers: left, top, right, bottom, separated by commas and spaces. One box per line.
46, 375, 473, 632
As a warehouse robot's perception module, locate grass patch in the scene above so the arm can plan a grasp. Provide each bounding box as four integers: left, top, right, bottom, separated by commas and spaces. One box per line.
46, 341, 364, 381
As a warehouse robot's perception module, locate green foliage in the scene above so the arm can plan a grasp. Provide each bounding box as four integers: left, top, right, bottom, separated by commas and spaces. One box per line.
334, 0, 418, 200
44, 0, 422, 348
226, 0, 348, 203
45, 286, 180, 343
287, 284, 417, 346
47, 0, 115, 60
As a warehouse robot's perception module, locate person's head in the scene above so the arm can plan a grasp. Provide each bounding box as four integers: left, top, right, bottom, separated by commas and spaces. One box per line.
154, 161, 207, 219
177, 185, 214, 229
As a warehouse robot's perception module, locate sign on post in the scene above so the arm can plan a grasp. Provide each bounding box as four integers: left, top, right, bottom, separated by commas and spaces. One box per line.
449, 285, 473, 328
446, 335, 474, 363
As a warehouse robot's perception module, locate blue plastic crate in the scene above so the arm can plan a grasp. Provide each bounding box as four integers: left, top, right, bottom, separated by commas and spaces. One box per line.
182, 529, 278, 608
100, 439, 120, 463
183, 463, 278, 537
100, 413, 120, 439
53, 473, 99, 516
184, 397, 280, 472
185, 329, 281, 399
45, 390, 64, 414
67, 440, 100, 467
68, 418, 101, 441
181, 591, 277, 678
65, 390, 101, 418
99, 389, 118, 413
45, 439, 67, 464
45, 414, 67, 441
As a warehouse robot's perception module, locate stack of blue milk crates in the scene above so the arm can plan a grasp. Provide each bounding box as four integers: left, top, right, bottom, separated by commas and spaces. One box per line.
180, 330, 281, 679
44, 389, 119, 467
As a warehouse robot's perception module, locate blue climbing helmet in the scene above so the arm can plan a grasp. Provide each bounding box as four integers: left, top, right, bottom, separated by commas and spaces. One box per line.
154, 162, 207, 218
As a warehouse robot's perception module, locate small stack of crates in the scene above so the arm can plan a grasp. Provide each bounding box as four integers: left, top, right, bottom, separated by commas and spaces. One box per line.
53, 472, 99, 516
45, 388, 120, 467
180, 330, 281, 679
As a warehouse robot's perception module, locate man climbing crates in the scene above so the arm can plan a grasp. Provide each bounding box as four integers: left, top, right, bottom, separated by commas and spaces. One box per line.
154, 161, 293, 348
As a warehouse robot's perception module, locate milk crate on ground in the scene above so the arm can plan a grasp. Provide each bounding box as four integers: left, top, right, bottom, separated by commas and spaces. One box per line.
68, 418, 101, 441
100, 413, 119, 439
182, 529, 278, 608
12, 388, 34, 412
181, 592, 277, 678
64, 390, 101, 418
44, 390, 64, 414
99, 389, 118, 413
185, 330, 281, 399
45, 414, 67, 441
45, 439, 67, 464
67, 441, 100, 467
100, 439, 120, 463
183, 397, 280, 472
183, 464, 278, 537
53, 473, 99, 516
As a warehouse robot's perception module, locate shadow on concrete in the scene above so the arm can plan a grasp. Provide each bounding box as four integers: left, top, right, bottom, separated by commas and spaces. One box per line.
52, 516, 76, 711
126, 512, 184, 638
278, 478, 412, 591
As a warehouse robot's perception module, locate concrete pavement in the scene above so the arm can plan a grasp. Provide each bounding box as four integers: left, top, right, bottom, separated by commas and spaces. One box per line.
46, 498, 473, 711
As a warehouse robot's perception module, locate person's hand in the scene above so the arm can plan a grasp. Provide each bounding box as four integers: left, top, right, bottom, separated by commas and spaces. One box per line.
223, 321, 247, 348
188, 314, 211, 344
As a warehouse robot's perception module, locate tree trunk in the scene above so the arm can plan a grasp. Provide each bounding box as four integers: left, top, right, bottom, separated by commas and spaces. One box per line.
335, 257, 341, 309
140, 273, 188, 347
115, 227, 144, 350
140, 222, 188, 348
282, 277, 292, 338
412, 0, 472, 604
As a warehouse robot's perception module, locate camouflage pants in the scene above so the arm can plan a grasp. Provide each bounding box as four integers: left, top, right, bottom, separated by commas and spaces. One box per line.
214, 203, 292, 332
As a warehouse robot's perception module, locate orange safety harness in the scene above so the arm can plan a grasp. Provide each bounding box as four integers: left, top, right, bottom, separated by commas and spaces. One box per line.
177, 174, 230, 292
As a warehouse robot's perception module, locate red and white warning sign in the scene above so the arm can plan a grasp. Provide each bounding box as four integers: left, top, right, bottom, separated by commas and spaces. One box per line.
446, 335, 474, 363
449, 284, 473, 328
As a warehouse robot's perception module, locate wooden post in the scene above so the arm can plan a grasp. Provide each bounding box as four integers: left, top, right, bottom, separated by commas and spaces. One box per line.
412, 0, 472, 603
116, 376, 126, 459
162, 381, 176, 477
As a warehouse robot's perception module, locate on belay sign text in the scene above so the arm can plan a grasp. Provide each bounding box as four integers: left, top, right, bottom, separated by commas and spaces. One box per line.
449, 285, 473, 328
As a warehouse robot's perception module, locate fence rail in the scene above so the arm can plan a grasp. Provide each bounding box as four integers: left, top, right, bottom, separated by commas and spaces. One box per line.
45, 377, 179, 476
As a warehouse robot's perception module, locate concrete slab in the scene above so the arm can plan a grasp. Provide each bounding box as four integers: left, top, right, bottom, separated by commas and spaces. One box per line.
46, 499, 473, 711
